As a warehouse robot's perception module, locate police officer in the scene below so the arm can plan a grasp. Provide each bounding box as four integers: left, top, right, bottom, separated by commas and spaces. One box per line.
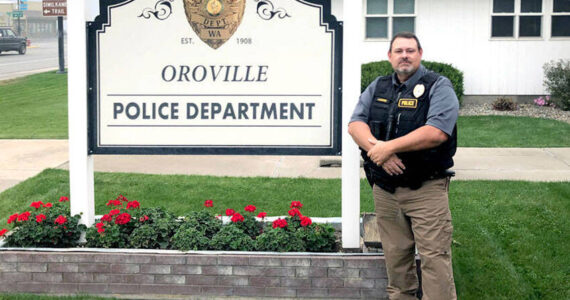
349, 32, 458, 300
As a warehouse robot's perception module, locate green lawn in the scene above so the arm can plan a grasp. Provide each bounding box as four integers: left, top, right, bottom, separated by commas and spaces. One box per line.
0, 72, 68, 139
458, 115, 570, 147
450, 180, 569, 300
1, 72, 570, 146
0, 170, 568, 299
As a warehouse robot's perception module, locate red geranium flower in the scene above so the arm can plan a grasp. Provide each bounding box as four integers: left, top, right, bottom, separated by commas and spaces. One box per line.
54, 215, 67, 225
126, 200, 140, 209
139, 215, 149, 222
17, 211, 31, 222
244, 205, 256, 212
117, 195, 128, 202
7, 214, 18, 224
59, 196, 69, 202
36, 214, 47, 223
30, 201, 43, 209
257, 212, 267, 219
97, 227, 105, 233
288, 208, 302, 217
114, 213, 131, 225
100, 214, 112, 222
204, 199, 214, 207
290, 201, 303, 209
43, 203, 53, 208
300, 216, 312, 227
231, 213, 244, 223
225, 209, 236, 216
272, 218, 288, 229
0, 228, 7, 236
95, 222, 105, 228
109, 209, 121, 216
106, 200, 122, 206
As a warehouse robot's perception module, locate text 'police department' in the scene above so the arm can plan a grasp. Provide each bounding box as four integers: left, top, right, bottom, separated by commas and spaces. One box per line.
113, 102, 316, 120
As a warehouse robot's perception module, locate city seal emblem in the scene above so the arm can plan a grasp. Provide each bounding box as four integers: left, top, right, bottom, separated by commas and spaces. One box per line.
183, 0, 246, 49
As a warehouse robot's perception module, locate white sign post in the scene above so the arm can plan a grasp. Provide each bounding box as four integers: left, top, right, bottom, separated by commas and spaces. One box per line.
341, 0, 362, 250
68, 0, 94, 226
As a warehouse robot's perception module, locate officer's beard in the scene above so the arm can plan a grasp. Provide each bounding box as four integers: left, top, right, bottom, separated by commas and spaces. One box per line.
395, 62, 417, 79
395, 68, 416, 77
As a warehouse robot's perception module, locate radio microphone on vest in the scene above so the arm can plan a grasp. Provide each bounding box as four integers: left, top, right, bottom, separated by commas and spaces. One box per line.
384, 91, 402, 141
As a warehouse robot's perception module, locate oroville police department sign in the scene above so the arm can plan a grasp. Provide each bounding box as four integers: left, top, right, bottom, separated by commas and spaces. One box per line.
87, 0, 342, 155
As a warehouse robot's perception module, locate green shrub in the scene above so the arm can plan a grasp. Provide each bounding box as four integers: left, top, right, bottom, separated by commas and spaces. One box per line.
361, 60, 465, 105
181, 210, 221, 238
128, 217, 180, 249
3, 198, 86, 248
255, 227, 305, 252
153, 217, 181, 248
234, 214, 263, 239
492, 97, 517, 111
210, 224, 255, 251
85, 197, 180, 249
129, 224, 159, 249
171, 226, 210, 251
543, 59, 570, 110
361, 61, 393, 92
86, 225, 128, 248
295, 224, 337, 252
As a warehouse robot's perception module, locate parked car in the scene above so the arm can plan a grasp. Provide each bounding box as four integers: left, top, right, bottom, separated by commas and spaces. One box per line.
0, 27, 27, 55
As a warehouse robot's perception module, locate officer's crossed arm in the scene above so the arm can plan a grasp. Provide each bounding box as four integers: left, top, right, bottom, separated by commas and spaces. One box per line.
366, 125, 448, 166
348, 121, 406, 176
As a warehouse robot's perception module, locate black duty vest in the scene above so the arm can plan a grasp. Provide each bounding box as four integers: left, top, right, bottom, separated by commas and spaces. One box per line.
362, 71, 457, 193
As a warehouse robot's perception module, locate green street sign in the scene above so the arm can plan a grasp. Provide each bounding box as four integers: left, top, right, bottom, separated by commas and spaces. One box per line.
12, 10, 23, 18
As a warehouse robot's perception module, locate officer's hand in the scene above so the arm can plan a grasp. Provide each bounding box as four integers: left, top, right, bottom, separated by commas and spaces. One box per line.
367, 138, 393, 166
382, 154, 405, 176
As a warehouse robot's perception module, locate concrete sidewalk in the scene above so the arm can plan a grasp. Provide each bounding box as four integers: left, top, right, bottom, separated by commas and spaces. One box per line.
0, 139, 569, 193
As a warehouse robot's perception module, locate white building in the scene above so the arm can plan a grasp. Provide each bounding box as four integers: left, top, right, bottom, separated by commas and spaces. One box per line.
331, 0, 570, 102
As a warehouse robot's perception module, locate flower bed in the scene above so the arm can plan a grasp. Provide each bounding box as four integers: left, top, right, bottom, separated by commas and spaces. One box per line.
0, 196, 389, 298
1, 196, 337, 252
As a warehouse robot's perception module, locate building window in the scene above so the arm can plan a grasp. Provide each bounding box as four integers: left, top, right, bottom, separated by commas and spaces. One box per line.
552, 0, 570, 37
491, 0, 543, 38
365, 0, 416, 40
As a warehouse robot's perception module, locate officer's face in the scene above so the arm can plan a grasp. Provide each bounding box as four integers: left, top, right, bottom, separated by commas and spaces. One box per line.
388, 38, 423, 79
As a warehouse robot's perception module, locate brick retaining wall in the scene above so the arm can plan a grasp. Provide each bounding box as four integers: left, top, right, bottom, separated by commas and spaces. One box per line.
0, 250, 388, 299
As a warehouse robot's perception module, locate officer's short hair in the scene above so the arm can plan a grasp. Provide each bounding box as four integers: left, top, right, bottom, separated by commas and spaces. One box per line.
389, 32, 422, 52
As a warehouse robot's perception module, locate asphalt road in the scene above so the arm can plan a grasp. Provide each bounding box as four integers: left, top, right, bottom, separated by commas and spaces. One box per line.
0, 37, 67, 81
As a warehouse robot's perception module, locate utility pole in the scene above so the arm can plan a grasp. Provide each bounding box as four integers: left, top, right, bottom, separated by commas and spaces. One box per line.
57, 16, 65, 73
17, 0, 21, 35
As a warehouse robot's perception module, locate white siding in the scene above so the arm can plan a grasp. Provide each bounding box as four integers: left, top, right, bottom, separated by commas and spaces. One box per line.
331, 0, 570, 95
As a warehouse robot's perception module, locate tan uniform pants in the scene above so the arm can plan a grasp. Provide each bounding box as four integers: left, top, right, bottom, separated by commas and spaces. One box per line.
373, 178, 457, 300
